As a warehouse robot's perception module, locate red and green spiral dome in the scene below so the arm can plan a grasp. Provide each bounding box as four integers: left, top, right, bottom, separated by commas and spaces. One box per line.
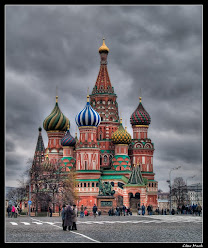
130, 97, 151, 126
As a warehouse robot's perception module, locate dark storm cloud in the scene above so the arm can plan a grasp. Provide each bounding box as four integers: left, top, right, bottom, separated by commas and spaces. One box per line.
6, 5, 202, 191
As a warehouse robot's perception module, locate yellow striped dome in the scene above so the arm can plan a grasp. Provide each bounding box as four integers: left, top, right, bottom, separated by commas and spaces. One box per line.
111, 119, 131, 144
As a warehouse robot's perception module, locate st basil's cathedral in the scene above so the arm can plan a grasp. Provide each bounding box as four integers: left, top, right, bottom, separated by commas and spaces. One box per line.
31, 39, 158, 212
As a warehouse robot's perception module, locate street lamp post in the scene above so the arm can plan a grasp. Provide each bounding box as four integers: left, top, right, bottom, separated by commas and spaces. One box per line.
29, 182, 31, 217
169, 166, 181, 213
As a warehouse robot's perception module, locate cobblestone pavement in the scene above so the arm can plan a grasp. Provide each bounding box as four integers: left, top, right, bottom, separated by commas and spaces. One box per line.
5, 214, 203, 243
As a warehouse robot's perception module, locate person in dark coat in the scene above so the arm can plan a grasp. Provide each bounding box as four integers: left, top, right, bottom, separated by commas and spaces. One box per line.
49, 207, 52, 217
61, 204, 66, 230
142, 204, 145, 216
71, 204, 77, 230
92, 204, 97, 218
7, 206, 11, 218
123, 205, 126, 216
80, 204, 84, 218
63, 204, 74, 231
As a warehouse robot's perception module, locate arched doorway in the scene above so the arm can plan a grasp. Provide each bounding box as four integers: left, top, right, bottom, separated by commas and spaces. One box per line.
129, 192, 140, 211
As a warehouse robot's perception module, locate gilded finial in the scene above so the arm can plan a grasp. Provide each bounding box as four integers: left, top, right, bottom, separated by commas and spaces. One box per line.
87, 87, 90, 102
139, 88, 142, 103
98, 38, 109, 53
56, 86, 58, 103
120, 117, 122, 124
67, 123, 70, 130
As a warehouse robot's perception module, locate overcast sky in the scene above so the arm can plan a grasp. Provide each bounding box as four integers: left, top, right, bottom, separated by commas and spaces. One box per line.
5, 5, 202, 191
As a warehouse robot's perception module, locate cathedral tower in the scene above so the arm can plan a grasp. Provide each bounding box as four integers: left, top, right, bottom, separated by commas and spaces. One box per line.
43, 95, 69, 164
129, 96, 158, 207
90, 39, 120, 168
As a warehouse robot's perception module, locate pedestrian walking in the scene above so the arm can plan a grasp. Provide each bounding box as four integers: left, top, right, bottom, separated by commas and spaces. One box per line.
147, 205, 150, 215
171, 208, 175, 215
92, 204, 97, 218
11, 205, 16, 218
196, 204, 202, 216
15, 205, 18, 218
142, 204, 145, 216
72, 204, 77, 230
108, 208, 111, 216
63, 203, 74, 231
119, 206, 123, 216
149, 205, 152, 215
98, 209, 101, 216
7, 205, 11, 218
61, 204, 66, 230
161, 208, 163, 215
49, 207, 52, 217
84, 209, 88, 216
123, 205, 126, 216
80, 204, 84, 218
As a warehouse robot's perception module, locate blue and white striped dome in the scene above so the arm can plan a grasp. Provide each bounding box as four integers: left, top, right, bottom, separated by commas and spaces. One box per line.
75, 96, 101, 127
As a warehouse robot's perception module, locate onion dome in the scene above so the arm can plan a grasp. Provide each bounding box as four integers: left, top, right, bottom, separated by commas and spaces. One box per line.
43, 95, 69, 131
98, 38, 109, 53
111, 118, 131, 144
130, 97, 151, 126
61, 125, 76, 147
75, 94, 101, 127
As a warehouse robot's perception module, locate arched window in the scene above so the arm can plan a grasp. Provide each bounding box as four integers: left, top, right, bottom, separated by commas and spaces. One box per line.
96, 183, 99, 187
109, 155, 113, 166
100, 156, 102, 165
111, 182, 114, 186
81, 183, 82, 187
118, 182, 124, 188
101, 117, 103, 121
104, 155, 108, 163
92, 183, 94, 187
84, 183, 86, 187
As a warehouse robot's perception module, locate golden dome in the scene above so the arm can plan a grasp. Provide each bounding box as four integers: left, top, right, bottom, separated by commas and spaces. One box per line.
111, 119, 131, 144
98, 38, 109, 53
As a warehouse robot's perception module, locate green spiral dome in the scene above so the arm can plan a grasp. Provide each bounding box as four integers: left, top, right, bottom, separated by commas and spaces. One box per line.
111, 121, 131, 144
43, 99, 69, 132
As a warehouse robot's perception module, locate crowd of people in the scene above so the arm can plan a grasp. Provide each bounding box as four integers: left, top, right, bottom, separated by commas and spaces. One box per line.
145, 203, 202, 216
61, 203, 78, 231
7, 205, 22, 218
7, 202, 202, 223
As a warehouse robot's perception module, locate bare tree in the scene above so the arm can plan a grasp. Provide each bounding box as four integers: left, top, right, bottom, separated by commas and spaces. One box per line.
171, 177, 187, 207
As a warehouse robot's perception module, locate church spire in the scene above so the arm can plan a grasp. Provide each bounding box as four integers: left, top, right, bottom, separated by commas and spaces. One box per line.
91, 39, 114, 95
35, 127, 45, 153
127, 164, 144, 185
